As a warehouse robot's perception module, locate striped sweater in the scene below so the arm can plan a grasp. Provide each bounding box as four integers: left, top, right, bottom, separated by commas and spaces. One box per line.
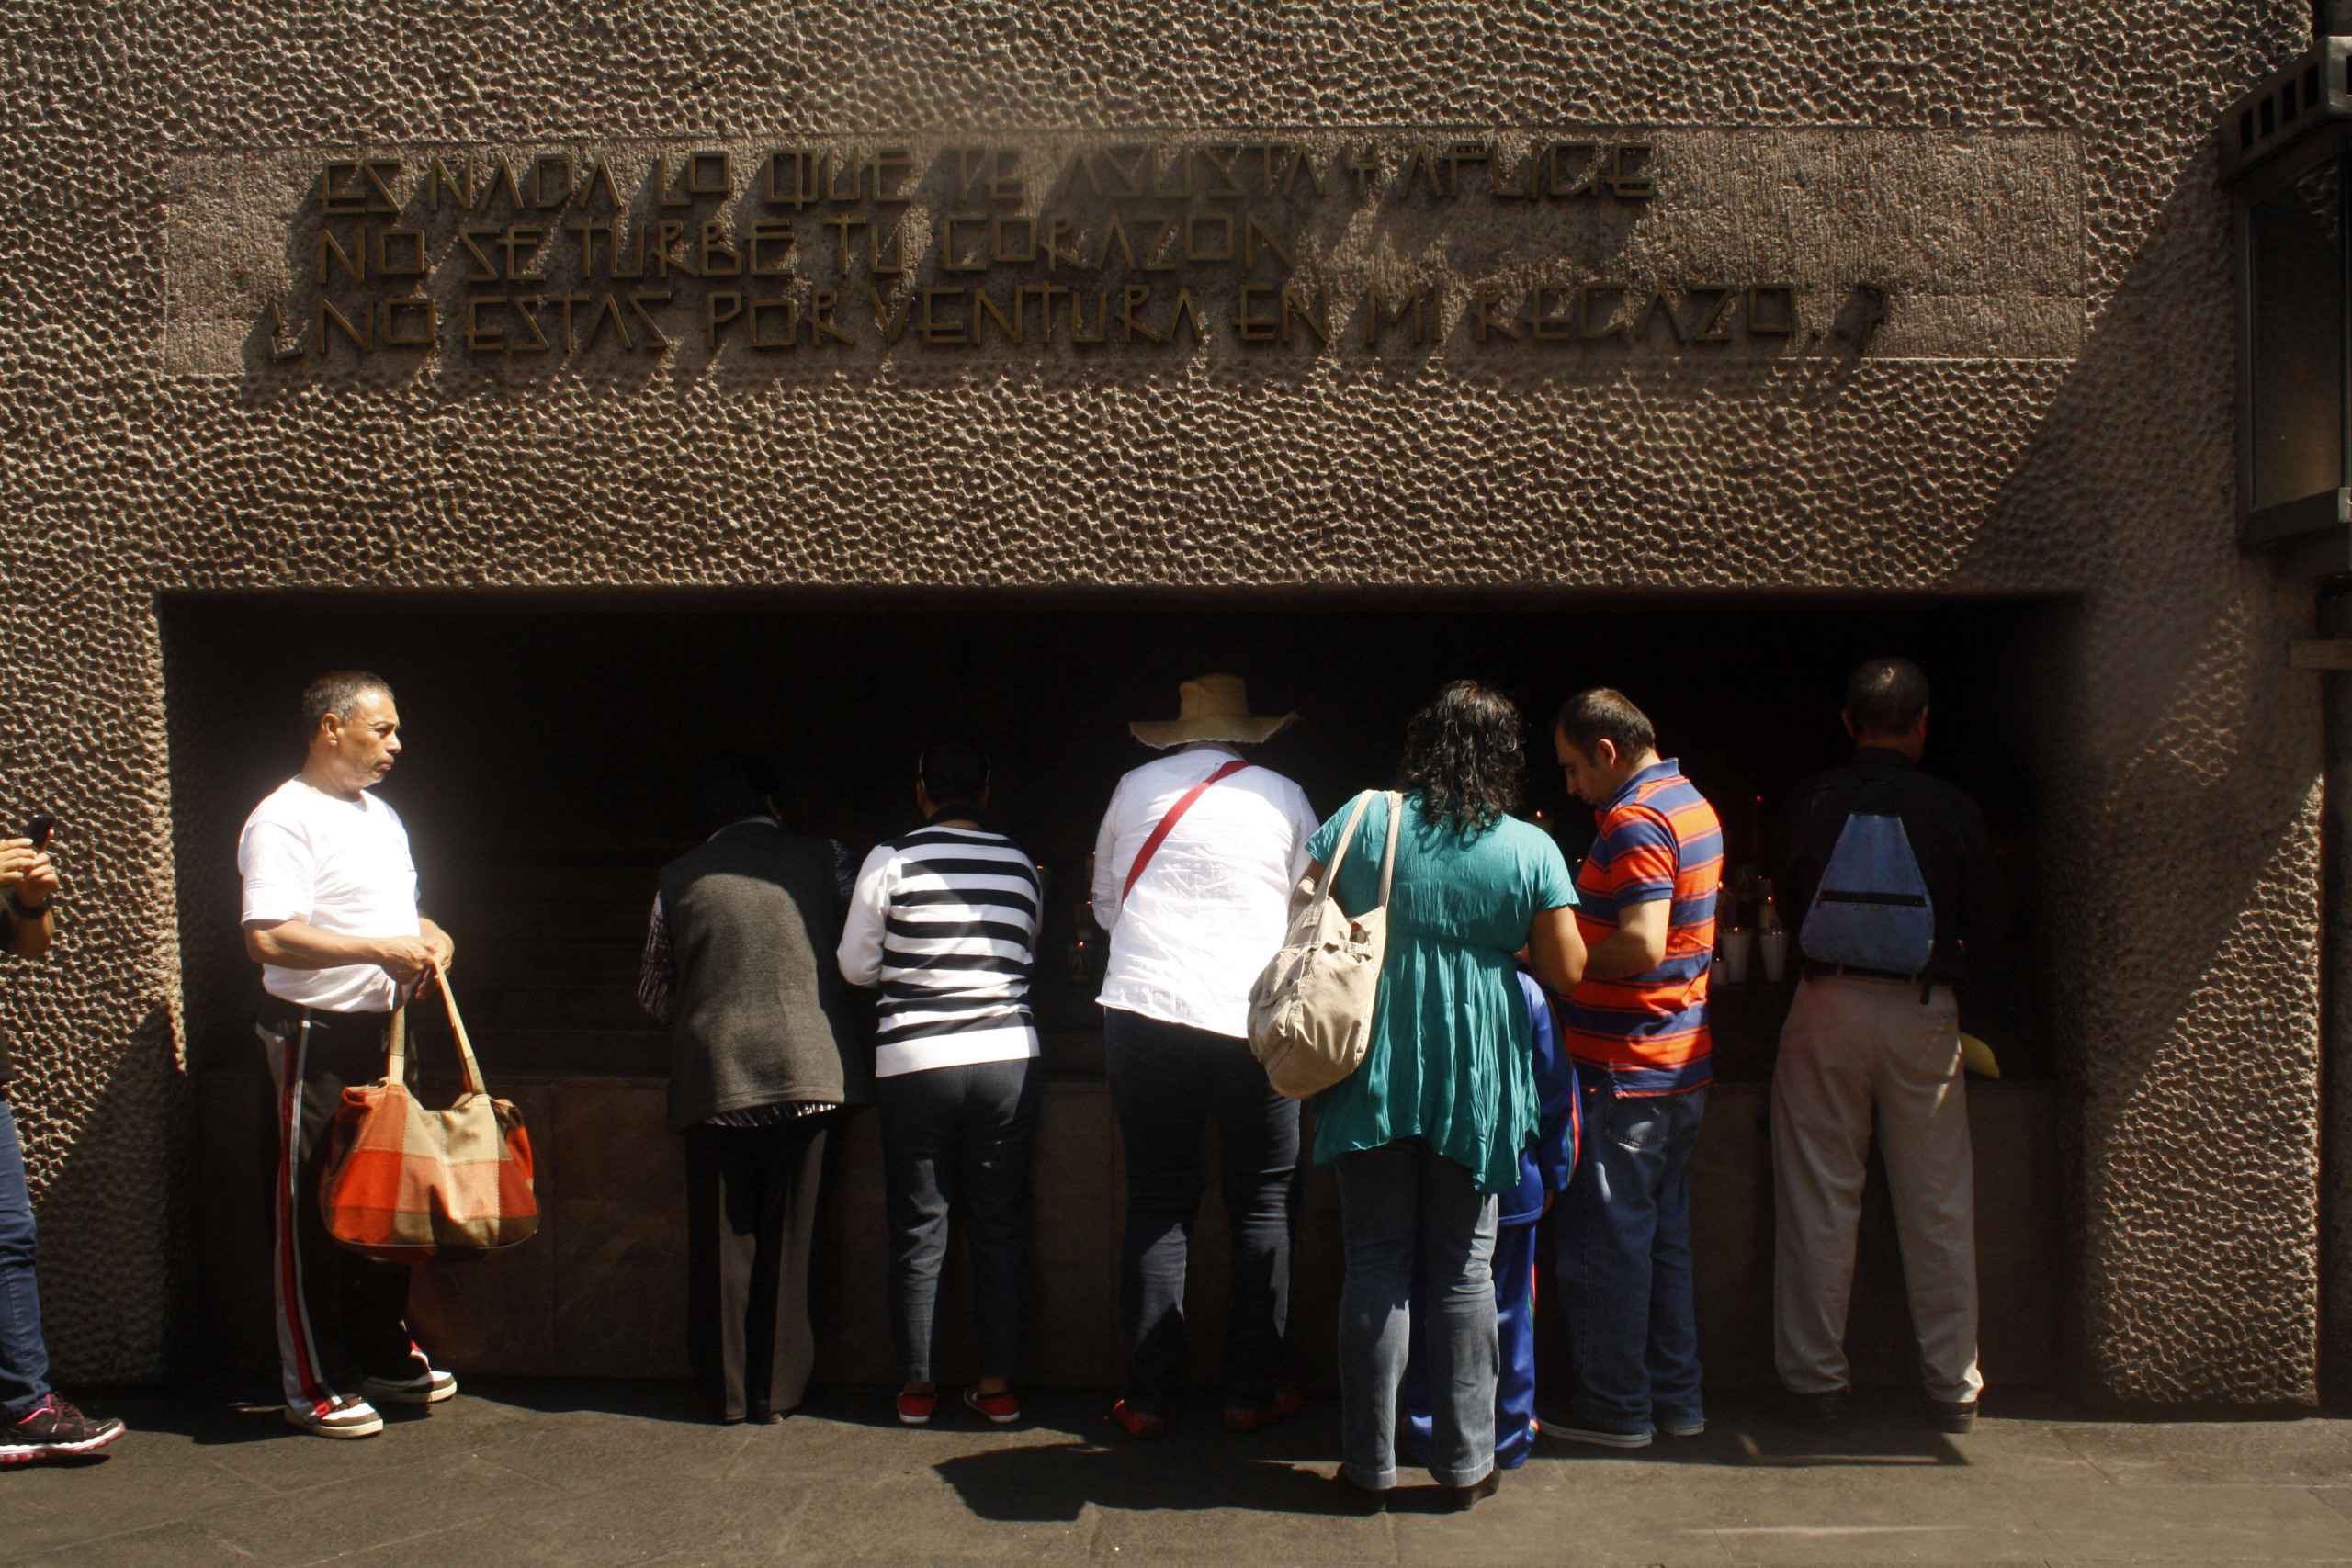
836, 824, 1043, 1077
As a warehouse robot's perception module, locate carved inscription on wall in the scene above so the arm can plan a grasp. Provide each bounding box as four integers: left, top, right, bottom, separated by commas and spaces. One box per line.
161, 131, 2087, 376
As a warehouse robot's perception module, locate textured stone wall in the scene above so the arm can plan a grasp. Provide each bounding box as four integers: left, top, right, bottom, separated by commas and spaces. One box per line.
0, 2, 2324, 1399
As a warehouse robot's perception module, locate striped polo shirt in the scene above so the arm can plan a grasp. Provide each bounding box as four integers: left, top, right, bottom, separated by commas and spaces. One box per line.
1565, 759, 1723, 1095
836, 825, 1043, 1078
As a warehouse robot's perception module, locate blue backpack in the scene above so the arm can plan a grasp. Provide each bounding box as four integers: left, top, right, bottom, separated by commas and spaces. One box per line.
1798, 786, 1935, 976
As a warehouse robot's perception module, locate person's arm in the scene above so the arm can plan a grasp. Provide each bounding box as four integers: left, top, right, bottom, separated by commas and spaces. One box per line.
0, 840, 55, 960
1579, 806, 1677, 982
243, 919, 439, 984
637, 896, 674, 1024
1527, 904, 1586, 993
836, 848, 894, 988
418, 918, 454, 974
1089, 789, 1124, 935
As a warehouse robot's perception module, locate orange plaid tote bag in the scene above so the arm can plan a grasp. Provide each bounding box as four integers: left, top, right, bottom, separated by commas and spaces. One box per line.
319, 971, 538, 1265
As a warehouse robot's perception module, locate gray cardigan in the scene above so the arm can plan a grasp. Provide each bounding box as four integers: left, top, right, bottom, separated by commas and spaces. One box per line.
657, 821, 871, 1132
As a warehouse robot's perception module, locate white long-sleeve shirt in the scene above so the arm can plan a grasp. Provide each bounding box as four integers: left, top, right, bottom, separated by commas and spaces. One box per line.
1091, 746, 1319, 1038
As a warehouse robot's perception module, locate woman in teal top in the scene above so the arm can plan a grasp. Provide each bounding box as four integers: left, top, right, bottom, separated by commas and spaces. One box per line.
1305, 681, 1583, 1508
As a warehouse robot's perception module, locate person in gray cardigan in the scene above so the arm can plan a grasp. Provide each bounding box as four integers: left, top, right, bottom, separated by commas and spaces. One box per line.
639, 754, 871, 1424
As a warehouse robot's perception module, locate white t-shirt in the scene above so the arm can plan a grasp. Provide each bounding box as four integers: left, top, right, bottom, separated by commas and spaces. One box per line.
1090, 746, 1319, 1038
238, 778, 420, 1014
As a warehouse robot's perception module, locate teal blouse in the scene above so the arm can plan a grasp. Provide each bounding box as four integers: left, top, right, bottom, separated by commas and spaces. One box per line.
1306, 791, 1577, 1194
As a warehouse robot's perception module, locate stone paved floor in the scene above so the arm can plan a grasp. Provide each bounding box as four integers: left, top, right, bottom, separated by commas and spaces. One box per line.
6, 1382, 2352, 1566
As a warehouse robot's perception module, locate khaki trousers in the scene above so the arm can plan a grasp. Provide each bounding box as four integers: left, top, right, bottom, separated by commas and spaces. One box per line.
1771, 975, 1983, 1403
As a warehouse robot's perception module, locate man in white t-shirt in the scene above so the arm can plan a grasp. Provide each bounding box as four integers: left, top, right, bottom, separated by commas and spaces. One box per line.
239, 671, 455, 1440
1089, 674, 1319, 1440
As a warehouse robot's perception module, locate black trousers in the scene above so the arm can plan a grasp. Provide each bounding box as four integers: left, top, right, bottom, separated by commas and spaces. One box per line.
684, 1115, 831, 1423
257, 1006, 424, 1414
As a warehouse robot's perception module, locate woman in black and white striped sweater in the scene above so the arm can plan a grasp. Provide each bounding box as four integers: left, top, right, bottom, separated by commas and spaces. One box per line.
836, 738, 1042, 1427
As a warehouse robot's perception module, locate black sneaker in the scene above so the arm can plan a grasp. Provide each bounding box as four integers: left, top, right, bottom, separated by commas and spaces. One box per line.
1931, 1397, 1978, 1434
1786, 1389, 1852, 1429
0, 1396, 125, 1463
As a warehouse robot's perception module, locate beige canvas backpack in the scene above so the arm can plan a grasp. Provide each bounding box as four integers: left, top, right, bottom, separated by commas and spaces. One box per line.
1247, 790, 1402, 1100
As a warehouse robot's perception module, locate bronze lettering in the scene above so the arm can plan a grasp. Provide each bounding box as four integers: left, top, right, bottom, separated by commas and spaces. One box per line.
1365, 283, 1430, 344
1580, 284, 1626, 339
873, 147, 916, 203
870, 218, 907, 275
1043, 214, 1083, 271
1346, 143, 1381, 199
749, 220, 794, 276
989, 148, 1023, 204
532, 153, 572, 209
380, 295, 435, 346
319, 297, 373, 354
1630, 289, 1685, 344
427, 156, 474, 211
941, 214, 989, 273
922, 286, 967, 344
1152, 148, 1193, 199
991, 217, 1035, 265
1442, 141, 1490, 193
627, 289, 673, 347
820, 216, 868, 273
317, 229, 366, 287
1101, 145, 1148, 198
973, 286, 1022, 344
1117, 283, 1164, 343
1238, 283, 1280, 343
1279, 143, 1326, 197
653, 220, 695, 278
580, 291, 632, 351
565, 220, 610, 277
579, 157, 626, 208
826, 151, 866, 202
320, 160, 365, 213
609, 221, 646, 279
1532, 284, 1576, 340
361, 159, 401, 213
1185, 214, 1233, 264
1136, 216, 1178, 271
1490, 142, 1532, 198
870, 284, 913, 344
478, 159, 522, 211
462, 296, 503, 354
655, 152, 688, 207
1095, 214, 1136, 271
497, 226, 544, 281
1052, 149, 1103, 201
1069, 288, 1108, 344
1397, 142, 1445, 199
1243, 210, 1294, 270
376, 228, 425, 276
1472, 286, 1519, 342
700, 220, 742, 276
1199, 144, 1247, 198
459, 230, 501, 281
1688, 286, 1736, 342
1282, 282, 1329, 344
955, 147, 992, 204
766, 149, 820, 209
549, 292, 588, 354
688, 151, 730, 197
1022, 282, 1068, 344
1747, 284, 1798, 334
1544, 142, 1599, 198
706, 290, 743, 348
808, 288, 854, 344
748, 296, 797, 348
1607, 143, 1654, 199
1169, 286, 1208, 344
509, 296, 552, 354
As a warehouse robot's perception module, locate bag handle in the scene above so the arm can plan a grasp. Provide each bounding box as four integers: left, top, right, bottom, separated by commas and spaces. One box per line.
1122, 759, 1251, 902
383, 965, 488, 1098
1312, 789, 1377, 901
1375, 790, 1402, 910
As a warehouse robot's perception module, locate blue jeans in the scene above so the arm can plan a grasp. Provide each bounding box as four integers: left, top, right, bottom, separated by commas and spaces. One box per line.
1556, 1080, 1705, 1436
1103, 1009, 1301, 1413
1335, 1140, 1498, 1490
0, 1098, 52, 1420
1404, 1215, 1539, 1470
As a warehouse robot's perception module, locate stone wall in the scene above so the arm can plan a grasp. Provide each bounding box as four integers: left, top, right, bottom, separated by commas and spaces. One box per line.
0, 2, 2324, 1400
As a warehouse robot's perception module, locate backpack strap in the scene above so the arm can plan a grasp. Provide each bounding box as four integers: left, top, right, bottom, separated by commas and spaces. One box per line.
1122, 760, 1252, 902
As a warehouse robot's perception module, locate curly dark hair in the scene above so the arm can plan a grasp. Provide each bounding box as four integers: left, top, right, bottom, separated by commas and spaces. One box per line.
1399, 680, 1525, 834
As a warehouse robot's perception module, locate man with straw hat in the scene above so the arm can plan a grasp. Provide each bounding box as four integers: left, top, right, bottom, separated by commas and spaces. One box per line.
1090, 674, 1320, 1440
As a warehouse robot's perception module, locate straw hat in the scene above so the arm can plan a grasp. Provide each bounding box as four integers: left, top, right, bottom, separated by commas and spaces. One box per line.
1130, 674, 1299, 750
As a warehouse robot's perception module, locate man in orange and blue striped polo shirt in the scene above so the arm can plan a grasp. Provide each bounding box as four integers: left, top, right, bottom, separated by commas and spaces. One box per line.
1545, 689, 1722, 1450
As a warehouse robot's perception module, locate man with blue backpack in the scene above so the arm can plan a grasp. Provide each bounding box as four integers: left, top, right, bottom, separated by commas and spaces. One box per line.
1774, 657, 2007, 1435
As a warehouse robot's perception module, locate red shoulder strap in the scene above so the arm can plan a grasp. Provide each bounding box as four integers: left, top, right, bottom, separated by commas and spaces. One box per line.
1122, 760, 1251, 902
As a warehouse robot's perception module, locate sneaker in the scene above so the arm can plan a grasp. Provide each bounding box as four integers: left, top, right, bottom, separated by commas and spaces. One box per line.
964, 1387, 1021, 1425
285, 1394, 383, 1439
361, 1368, 456, 1405
1660, 1416, 1707, 1438
1111, 1399, 1166, 1439
1538, 1417, 1654, 1450
1787, 1389, 1853, 1429
0, 1396, 126, 1463
1931, 1397, 1979, 1434
1222, 1386, 1304, 1433
895, 1390, 938, 1427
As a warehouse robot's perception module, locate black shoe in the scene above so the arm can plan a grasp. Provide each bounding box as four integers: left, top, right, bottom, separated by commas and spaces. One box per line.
1447, 1471, 1500, 1511
1787, 1390, 1852, 1429
1332, 1471, 1388, 1514
0, 1396, 125, 1464
1931, 1398, 1978, 1434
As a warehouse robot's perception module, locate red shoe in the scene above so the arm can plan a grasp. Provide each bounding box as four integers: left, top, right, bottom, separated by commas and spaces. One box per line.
1222, 1386, 1305, 1433
964, 1387, 1021, 1425
895, 1390, 937, 1427
1111, 1399, 1166, 1439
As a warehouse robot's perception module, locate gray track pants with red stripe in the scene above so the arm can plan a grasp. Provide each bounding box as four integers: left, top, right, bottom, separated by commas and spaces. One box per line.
259, 1006, 426, 1415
